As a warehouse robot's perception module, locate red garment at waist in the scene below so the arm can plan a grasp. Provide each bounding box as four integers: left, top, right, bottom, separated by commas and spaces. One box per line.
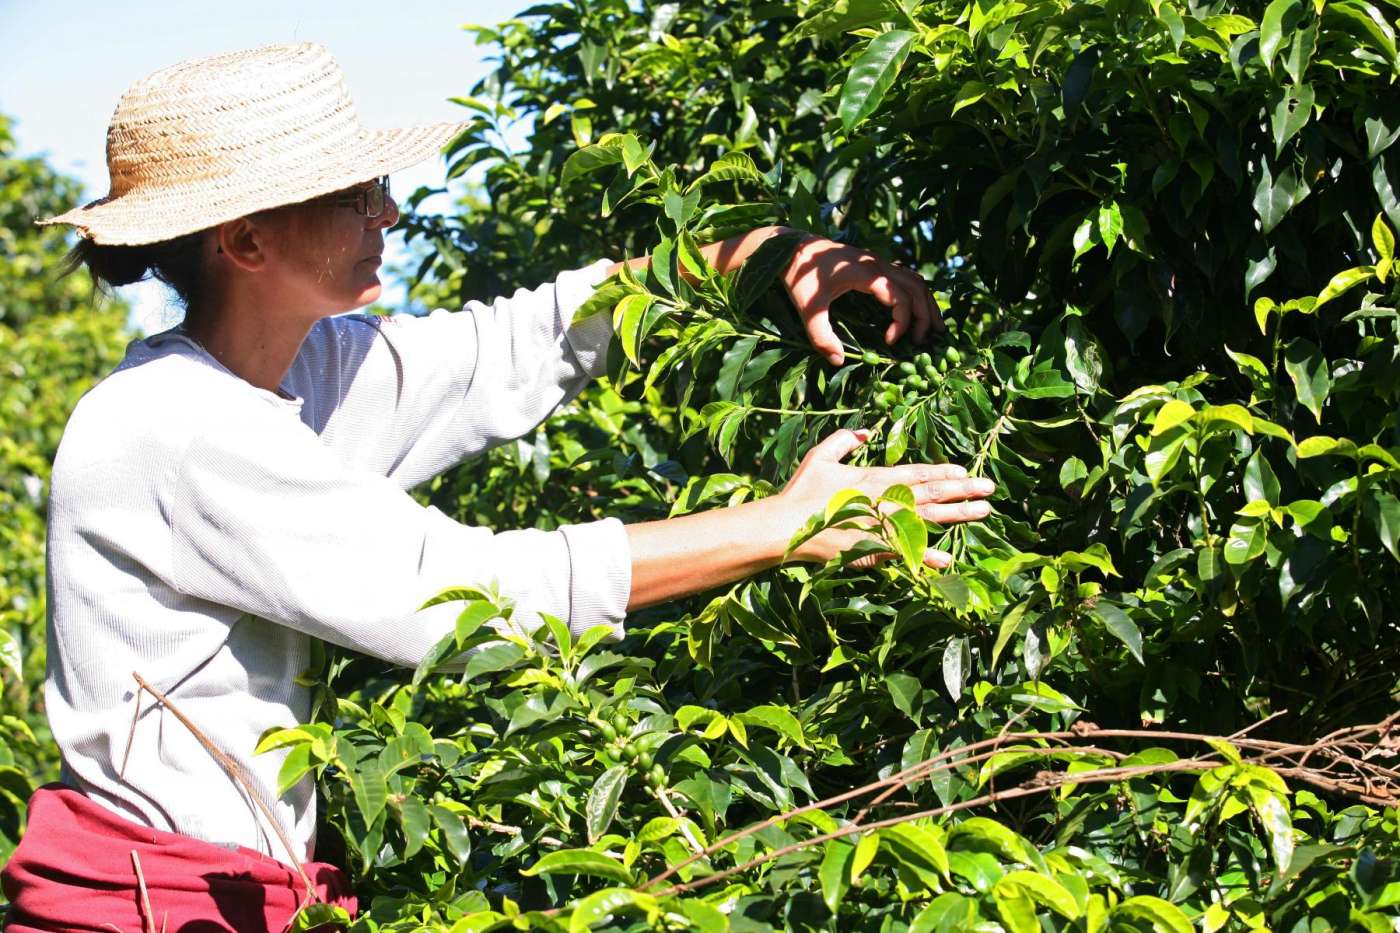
1, 784, 356, 932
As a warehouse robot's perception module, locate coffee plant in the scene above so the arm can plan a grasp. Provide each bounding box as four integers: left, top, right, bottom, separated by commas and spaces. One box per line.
3, 0, 1400, 929
270, 0, 1400, 929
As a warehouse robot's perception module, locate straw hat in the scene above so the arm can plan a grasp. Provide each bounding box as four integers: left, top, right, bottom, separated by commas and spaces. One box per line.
40, 43, 468, 246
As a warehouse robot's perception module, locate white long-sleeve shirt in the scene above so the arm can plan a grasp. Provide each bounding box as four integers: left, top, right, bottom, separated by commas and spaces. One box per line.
43, 259, 630, 863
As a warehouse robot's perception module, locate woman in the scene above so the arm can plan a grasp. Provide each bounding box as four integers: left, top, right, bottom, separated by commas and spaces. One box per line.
1, 43, 994, 930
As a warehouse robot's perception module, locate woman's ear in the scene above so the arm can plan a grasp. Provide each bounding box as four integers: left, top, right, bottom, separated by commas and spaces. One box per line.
214, 216, 269, 272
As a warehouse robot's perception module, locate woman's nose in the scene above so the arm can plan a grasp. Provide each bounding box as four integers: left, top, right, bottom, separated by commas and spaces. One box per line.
371, 195, 399, 229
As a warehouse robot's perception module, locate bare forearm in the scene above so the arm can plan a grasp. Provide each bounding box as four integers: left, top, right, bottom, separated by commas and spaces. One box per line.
624, 497, 791, 610
605, 225, 795, 280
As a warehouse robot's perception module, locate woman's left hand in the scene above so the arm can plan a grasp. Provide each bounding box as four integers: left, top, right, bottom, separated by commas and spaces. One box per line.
781, 231, 944, 366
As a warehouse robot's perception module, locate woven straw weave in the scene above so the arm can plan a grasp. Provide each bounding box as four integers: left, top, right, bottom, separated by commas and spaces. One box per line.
41, 43, 468, 245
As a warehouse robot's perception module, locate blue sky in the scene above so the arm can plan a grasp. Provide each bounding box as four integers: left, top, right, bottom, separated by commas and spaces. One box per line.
0, 0, 530, 329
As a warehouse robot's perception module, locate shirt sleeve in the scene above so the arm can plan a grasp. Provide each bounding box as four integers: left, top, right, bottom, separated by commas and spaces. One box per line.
296, 259, 617, 490
159, 410, 632, 668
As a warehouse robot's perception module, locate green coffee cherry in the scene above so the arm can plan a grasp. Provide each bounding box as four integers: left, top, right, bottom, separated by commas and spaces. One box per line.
621, 743, 639, 762
612, 713, 628, 734
898, 361, 918, 376
945, 348, 962, 366
599, 723, 617, 742
638, 751, 654, 770
649, 764, 666, 787
861, 350, 881, 364
908, 376, 929, 392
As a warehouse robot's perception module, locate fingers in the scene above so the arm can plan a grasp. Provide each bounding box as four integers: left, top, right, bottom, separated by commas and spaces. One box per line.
924, 547, 954, 569
803, 427, 870, 465
861, 274, 914, 345
911, 476, 997, 504
886, 462, 971, 486
919, 499, 993, 525
802, 305, 844, 366
889, 265, 942, 340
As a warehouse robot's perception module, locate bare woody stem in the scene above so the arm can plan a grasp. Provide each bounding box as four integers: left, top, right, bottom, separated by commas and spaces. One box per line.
129, 672, 321, 906
640, 713, 1400, 893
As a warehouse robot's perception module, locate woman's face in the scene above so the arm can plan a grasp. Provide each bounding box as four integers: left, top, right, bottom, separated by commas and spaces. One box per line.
260, 178, 399, 315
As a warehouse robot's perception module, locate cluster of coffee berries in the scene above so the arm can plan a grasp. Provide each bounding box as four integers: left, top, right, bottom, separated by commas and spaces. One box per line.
599, 713, 666, 788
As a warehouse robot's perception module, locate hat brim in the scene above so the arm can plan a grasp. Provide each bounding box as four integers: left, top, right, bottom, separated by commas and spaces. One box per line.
40, 120, 471, 246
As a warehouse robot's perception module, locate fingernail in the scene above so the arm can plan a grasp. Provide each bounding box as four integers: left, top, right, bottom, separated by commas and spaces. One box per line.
853, 428, 871, 441
971, 501, 992, 516
829, 353, 844, 365
924, 548, 953, 567
972, 478, 995, 495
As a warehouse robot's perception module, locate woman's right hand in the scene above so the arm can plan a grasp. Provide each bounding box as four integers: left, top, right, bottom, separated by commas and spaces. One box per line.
624, 428, 995, 610
777, 428, 995, 569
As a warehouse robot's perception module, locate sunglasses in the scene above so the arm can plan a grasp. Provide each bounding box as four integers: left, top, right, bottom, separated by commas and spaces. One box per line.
327, 176, 391, 218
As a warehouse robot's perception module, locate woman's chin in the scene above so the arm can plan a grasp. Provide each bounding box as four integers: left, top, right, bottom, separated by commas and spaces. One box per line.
352, 281, 383, 308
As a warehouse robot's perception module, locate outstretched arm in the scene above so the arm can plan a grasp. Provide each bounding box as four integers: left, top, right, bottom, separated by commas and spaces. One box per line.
609, 225, 943, 366
625, 429, 994, 610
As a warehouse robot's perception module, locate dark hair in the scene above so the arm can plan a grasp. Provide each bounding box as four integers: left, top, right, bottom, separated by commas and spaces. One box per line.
61, 230, 211, 310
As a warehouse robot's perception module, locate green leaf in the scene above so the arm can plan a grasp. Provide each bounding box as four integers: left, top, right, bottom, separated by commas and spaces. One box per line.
883, 822, 952, 881
737, 705, 808, 747
1098, 201, 1123, 255
1253, 159, 1309, 234
838, 30, 917, 134
1109, 896, 1194, 933
886, 672, 923, 721
995, 870, 1082, 919
1151, 399, 1195, 436
289, 905, 352, 933
612, 293, 656, 367
586, 765, 628, 843
731, 231, 804, 314
715, 335, 759, 401
1364, 490, 1400, 558
1313, 266, 1375, 310
428, 804, 472, 864
951, 80, 991, 116
1247, 785, 1295, 874
1271, 84, 1314, 156
887, 508, 929, 573
942, 636, 969, 700
349, 757, 387, 828
1283, 338, 1331, 422
567, 888, 657, 933
1260, 0, 1302, 73
276, 743, 314, 797
560, 139, 624, 185
1374, 214, 1395, 273
1224, 520, 1268, 565
993, 890, 1039, 933
1244, 449, 1281, 505
688, 151, 767, 190
1089, 602, 1144, 664
910, 893, 978, 932
394, 796, 431, 859
522, 848, 633, 884
462, 642, 526, 683
819, 839, 855, 912
1297, 435, 1359, 459
992, 601, 1037, 668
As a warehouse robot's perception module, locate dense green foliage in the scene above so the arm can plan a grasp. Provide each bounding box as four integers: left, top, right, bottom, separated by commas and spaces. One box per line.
290, 0, 1400, 930
0, 113, 129, 855
2, 0, 1399, 928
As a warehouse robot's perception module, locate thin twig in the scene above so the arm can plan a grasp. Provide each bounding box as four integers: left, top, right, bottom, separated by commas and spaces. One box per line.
654, 786, 705, 856
640, 715, 1400, 893
129, 672, 321, 903
131, 850, 156, 933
